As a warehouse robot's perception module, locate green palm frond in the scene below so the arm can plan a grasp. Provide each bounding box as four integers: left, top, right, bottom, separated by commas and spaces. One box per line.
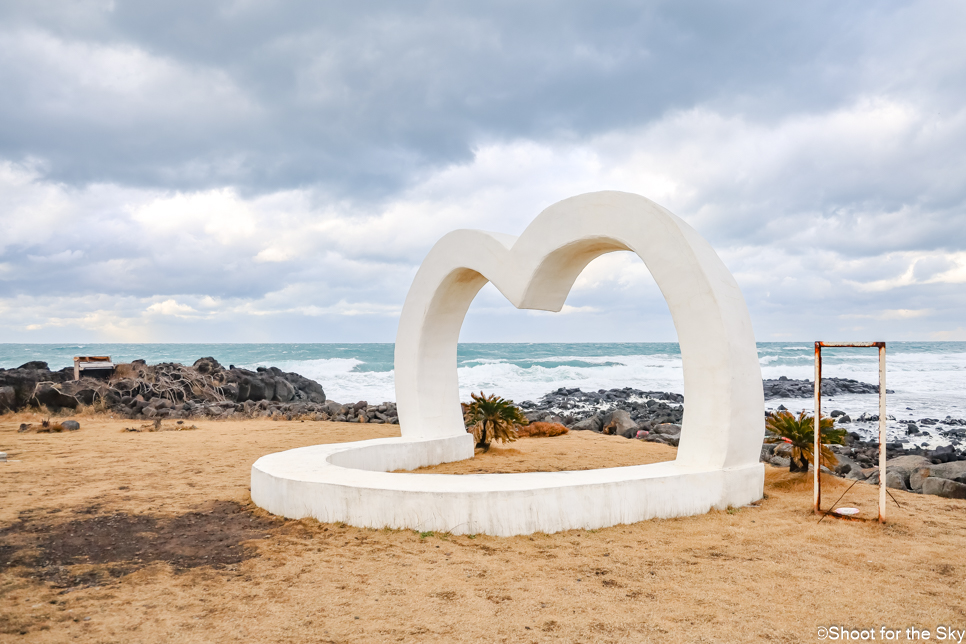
463, 391, 528, 450
765, 410, 846, 471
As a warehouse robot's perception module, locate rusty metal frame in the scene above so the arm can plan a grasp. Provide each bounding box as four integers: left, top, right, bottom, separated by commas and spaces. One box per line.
814, 342, 886, 522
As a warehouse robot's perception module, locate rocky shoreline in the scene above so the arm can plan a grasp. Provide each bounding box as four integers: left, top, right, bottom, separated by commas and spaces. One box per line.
763, 375, 893, 399
519, 383, 966, 450
3, 360, 965, 498
0, 358, 399, 424
518, 385, 966, 499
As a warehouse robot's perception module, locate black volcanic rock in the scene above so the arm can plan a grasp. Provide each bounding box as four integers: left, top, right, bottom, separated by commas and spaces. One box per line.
763, 377, 893, 400
0, 362, 73, 410
0, 358, 329, 417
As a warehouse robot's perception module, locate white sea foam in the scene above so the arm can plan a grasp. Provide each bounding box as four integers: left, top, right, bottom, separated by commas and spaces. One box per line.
250, 357, 397, 404
457, 354, 684, 403
233, 348, 966, 418
230, 352, 687, 405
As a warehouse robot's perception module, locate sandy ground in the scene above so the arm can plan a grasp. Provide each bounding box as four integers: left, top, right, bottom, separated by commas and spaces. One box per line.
2, 413, 966, 644
404, 432, 679, 474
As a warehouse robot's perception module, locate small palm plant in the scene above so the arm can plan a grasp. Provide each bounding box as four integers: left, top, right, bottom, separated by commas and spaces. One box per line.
463, 391, 529, 451
765, 410, 847, 473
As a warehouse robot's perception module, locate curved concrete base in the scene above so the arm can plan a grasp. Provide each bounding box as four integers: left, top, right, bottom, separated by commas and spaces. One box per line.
251, 436, 764, 536
252, 192, 766, 536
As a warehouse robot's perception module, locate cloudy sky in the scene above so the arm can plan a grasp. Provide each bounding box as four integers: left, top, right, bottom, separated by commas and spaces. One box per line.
1, 0, 965, 344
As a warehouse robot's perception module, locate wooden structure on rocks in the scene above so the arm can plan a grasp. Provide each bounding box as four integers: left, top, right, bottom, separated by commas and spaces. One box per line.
73, 356, 114, 381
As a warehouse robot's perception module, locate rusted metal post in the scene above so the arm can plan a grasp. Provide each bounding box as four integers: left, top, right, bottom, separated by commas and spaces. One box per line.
813, 341, 887, 522
878, 342, 887, 523
814, 342, 822, 514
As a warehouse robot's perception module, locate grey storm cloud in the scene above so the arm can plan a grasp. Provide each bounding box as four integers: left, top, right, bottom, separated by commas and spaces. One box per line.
0, 0, 945, 193
1, 0, 966, 343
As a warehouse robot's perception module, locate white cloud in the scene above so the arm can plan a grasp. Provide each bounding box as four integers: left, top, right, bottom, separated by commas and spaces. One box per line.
145, 299, 197, 317
842, 308, 933, 321
879, 309, 932, 320
254, 247, 294, 263
2, 91, 966, 341
131, 189, 259, 242
932, 328, 966, 341
848, 252, 966, 292
0, 28, 257, 126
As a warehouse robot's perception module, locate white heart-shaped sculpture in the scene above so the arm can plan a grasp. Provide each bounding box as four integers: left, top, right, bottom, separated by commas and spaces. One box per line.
252, 191, 765, 536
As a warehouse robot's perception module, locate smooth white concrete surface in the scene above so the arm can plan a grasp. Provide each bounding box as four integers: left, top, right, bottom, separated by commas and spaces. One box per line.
251, 191, 766, 535
252, 437, 762, 536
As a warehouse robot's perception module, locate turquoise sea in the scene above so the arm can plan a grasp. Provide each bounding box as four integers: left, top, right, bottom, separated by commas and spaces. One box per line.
2, 342, 964, 425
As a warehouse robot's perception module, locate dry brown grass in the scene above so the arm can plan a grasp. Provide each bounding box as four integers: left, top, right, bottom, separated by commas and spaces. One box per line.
515, 421, 570, 438
71, 400, 111, 417
1, 412, 965, 643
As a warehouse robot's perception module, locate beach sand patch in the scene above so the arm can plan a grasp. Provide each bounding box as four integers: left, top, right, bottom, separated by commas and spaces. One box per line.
404, 430, 678, 474
0, 500, 279, 589
2, 414, 966, 642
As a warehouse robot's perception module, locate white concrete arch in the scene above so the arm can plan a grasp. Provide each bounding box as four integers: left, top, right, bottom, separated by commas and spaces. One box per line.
251, 191, 765, 536
394, 191, 764, 471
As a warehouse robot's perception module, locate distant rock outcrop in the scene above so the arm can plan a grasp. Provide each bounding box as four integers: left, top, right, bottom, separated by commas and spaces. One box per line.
519, 386, 685, 436
0, 356, 401, 423
0, 357, 385, 422
0, 361, 74, 411
763, 376, 894, 399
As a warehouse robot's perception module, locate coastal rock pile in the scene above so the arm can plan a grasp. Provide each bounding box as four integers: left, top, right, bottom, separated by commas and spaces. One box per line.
0, 358, 396, 423
0, 361, 74, 412
519, 387, 685, 442
900, 417, 966, 449
517, 385, 966, 497
763, 441, 966, 499
761, 430, 965, 468
763, 376, 893, 399
324, 400, 399, 425
821, 412, 966, 451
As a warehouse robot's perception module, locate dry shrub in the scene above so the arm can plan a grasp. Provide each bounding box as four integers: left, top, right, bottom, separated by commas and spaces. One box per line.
31, 404, 52, 418
113, 361, 230, 404
123, 419, 199, 432
75, 397, 110, 417
23, 403, 76, 419
36, 417, 65, 433
515, 421, 569, 438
